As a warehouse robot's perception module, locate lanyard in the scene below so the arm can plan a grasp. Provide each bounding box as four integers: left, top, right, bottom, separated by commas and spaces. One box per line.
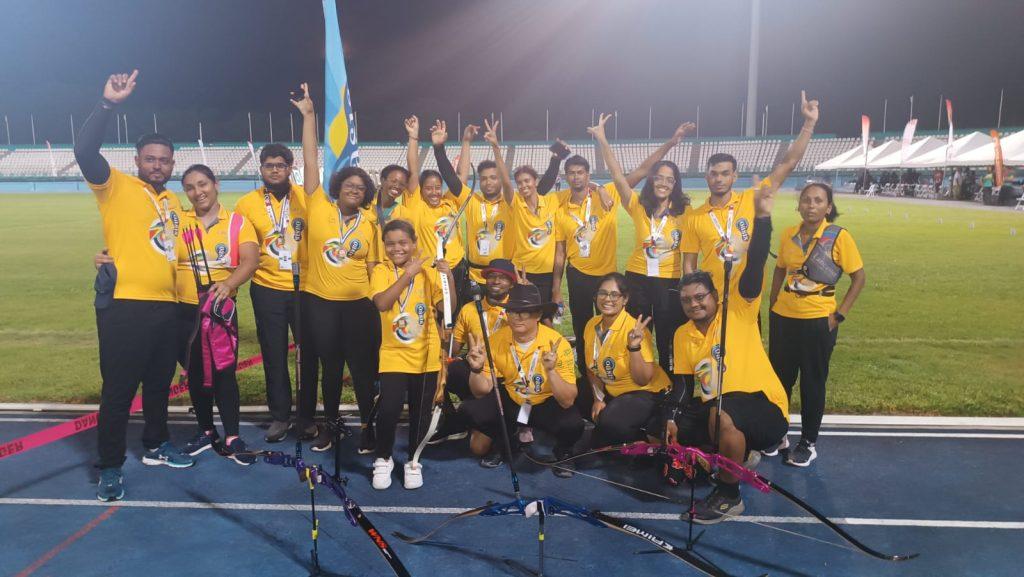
393, 264, 415, 313
263, 191, 290, 236
649, 211, 669, 241
144, 189, 170, 228
483, 306, 505, 337
569, 195, 592, 230
337, 209, 362, 247
479, 200, 499, 232
708, 205, 734, 244
591, 324, 614, 370
509, 343, 540, 391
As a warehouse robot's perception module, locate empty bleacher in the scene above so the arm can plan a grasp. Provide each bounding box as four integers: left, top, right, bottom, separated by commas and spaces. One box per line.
697, 139, 782, 174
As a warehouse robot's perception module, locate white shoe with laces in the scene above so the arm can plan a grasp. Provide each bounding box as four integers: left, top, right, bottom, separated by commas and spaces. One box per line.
403, 461, 423, 490
372, 457, 394, 490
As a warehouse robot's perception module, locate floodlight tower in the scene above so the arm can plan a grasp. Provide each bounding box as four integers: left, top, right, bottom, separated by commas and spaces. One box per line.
744, 0, 761, 137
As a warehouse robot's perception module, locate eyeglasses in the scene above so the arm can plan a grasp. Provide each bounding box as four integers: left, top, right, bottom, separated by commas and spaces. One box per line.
652, 175, 677, 185
341, 182, 367, 193
680, 292, 711, 305
262, 162, 290, 172
595, 290, 624, 300
507, 310, 535, 319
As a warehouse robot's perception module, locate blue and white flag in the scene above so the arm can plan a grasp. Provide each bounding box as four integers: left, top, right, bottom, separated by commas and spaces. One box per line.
322, 0, 360, 185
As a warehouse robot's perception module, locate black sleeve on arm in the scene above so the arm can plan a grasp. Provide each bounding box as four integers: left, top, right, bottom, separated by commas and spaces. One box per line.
73, 101, 114, 185
738, 216, 773, 300
433, 144, 464, 198
663, 374, 695, 420
536, 155, 561, 196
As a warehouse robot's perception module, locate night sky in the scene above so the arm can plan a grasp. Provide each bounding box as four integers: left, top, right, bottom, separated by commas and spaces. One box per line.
0, 0, 1020, 145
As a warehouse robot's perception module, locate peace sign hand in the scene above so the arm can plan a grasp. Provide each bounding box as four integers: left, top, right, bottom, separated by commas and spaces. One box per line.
514, 266, 532, 286
586, 113, 613, 142
541, 339, 561, 371
289, 83, 314, 117
627, 315, 651, 349
466, 333, 486, 371
483, 118, 500, 147
404, 254, 432, 277
103, 70, 138, 104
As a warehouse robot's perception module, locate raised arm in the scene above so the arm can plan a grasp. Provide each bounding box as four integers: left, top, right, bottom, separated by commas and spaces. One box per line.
289, 83, 319, 194
626, 316, 656, 386
537, 139, 569, 195
75, 70, 138, 185
404, 115, 421, 195
738, 182, 774, 302
589, 113, 633, 207
431, 120, 465, 199
458, 124, 478, 184
625, 122, 695, 188
483, 119, 513, 205
765, 90, 819, 194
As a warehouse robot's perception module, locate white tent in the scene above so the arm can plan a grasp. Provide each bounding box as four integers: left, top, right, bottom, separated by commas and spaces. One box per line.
815, 145, 863, 170
834, 140, 901, 170
868, 136, 944, 168
903, 131, 991, 168
947, 130, 1024, 167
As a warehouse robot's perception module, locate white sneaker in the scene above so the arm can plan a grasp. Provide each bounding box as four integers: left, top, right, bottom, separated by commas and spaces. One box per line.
403, 461, 423, 490
372, 457, 394, 490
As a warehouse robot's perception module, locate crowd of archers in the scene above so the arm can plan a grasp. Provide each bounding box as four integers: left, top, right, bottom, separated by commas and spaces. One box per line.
81, 71, 865, 523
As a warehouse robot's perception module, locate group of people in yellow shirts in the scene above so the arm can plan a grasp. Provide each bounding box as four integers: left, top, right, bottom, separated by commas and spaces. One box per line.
81, 72, 865, 524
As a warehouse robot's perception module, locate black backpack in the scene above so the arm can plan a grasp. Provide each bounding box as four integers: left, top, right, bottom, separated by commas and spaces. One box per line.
799, 225, 844, 286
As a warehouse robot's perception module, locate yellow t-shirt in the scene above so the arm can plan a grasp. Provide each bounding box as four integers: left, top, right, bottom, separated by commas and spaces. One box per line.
672, 295, 789, 420
554, 185, 619, 276
174, 206, 258, 305
508, 193, 559, 275
390, 186, 467, 268
464, 194, 512, 283
370, 263, 442, 374
681, 181, 768, 295
624, 193, 687, 279
583, 310, 670, 397
772, 221, 864, 319
89, 168, 182, 302
304, 188, 383, 301
233, 186, 308, 291
482, 324, 576, 406
452, 296, 508, 348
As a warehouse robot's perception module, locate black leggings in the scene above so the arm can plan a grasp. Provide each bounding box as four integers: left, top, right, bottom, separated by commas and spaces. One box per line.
459, 384, 584, 452
298, 294, 380, 426
768, 312, 836, 443
624, 272, 686, 376
376, 372, 438, 460
591, 390, 660, 447
566, 265, 602, 415
177, 303, 241, 437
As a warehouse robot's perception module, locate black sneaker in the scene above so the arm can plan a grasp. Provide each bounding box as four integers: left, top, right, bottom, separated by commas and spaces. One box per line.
181, 430, 219, 456
297, 423, 319, 441
785, 439, 817, 467
479, 450, 504, 469
692, 486, 744, 524
310, 428, 333, 452
224, 438, 257, 466
761, 435, 789, 457
358, 426, 376, 455
552, 447, 575, 479
264, 421, 292, 443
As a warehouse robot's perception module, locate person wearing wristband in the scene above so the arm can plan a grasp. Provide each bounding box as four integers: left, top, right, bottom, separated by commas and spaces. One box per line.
75, 70, 194, 501
291, 84, 384, 455
460, 284, 582, 474
592, 113, 694, 374
682, 91, 820, 298
767, 182, 865, 466
370, 219, 457, 490
656, 184, 789, 524
584, 273, 671, 448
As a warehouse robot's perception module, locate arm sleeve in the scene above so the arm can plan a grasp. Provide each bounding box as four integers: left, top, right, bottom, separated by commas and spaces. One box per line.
738, 216, 772, 300
663, 374, 696, 419
433, 144, 464, 198
74, 101, 114, 185
536, 155, 562, 196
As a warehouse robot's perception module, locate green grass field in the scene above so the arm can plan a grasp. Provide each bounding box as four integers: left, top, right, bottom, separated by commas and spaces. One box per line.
1, 190, 1022, 415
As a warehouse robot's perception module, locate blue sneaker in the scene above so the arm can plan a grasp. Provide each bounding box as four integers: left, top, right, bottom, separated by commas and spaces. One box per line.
223, 438, 257, 466
97, 467, 125, 502
181, 430, 219, 456
142, 442, 196, 468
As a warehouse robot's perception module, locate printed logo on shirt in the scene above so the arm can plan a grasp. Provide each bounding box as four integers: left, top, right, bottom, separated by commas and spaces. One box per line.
735, 218, 750, 242
643, 230, 681, 260
323, 238, 348, 267
602, 357, 617, 381
494, 221, 506, 240
292, 218, 305, 241
265, 231, 287, 259
695, 358, 716, 397
528, 220, 553, 248
148, 213, 177, 256
214, 243, 229, 265
433, 215, 455, 239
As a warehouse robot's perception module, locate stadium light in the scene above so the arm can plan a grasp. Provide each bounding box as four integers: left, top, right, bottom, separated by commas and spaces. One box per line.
997, 89, 1004, 128
3, 115, 10, 145
30, 114, 36, 146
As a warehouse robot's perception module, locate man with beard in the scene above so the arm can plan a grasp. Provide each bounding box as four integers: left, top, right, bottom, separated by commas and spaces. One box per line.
233, 143, 310, 443
74, 70, 194, 502
455, 121, 512, 286
682, 91, 820, 297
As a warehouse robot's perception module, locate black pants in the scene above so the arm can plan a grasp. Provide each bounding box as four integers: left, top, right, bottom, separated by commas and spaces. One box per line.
452, 259, 471, 311
250, 283, 298, 422
566, 265, 602, 415
591, 390, 660, 447
768, 312, 837, 443
376, 372, 438, 460
624, 272, 686, 375
649, 392, 788, 452
298, 294, 380, 426
445, 358, 474, 401
526, 272, 554, 309
96, 299, 178, 469
177, 303, 241, 437
460, 385, 585, 452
